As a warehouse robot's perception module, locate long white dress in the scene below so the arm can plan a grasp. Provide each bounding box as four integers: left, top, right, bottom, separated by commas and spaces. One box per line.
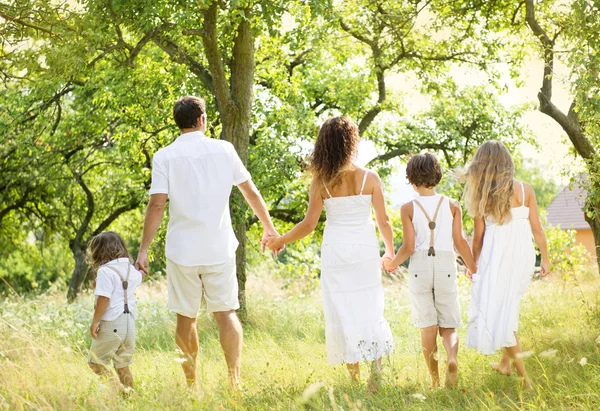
466, 183, 536, 354
320, 172, 394, 365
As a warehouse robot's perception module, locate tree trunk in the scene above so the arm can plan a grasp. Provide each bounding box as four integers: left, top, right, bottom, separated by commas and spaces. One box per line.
585, 213, 600, 268
67, 243, 89, 302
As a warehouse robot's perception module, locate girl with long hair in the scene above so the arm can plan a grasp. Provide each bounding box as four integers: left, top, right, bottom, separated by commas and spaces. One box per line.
463, 141, 550, 389
265, 116, 395, 392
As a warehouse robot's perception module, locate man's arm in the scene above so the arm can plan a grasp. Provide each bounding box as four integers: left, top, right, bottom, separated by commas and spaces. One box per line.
135, 194, 167, 275
236, 180, 278, 251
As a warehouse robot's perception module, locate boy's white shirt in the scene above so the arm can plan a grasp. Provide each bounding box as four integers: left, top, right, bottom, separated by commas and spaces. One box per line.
149, 131, 251, 266
94, 258, 143, 321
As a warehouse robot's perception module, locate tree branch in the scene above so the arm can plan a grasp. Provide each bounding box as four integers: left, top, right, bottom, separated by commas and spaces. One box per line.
340, 20, 375, 47
525, 0, 596, 160
90, 201, 140, 239
201, 2, 232, 113
153, 34, 214, 94
72, 172, 94, 246
0, 10, 63, 39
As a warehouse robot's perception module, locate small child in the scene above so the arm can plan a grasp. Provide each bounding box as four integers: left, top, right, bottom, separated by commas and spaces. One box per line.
383, 153, 477, 388
88, 231, 143, 390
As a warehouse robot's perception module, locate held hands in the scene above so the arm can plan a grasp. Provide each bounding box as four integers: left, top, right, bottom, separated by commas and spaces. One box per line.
381, 252, 397, 273
466, 263, 478, 280
90, 321, 100, 339
261, 230, 285, 258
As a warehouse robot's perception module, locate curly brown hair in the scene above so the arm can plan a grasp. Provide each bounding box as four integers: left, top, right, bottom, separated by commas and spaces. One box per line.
308, 116, 360, 187
88, 231, 130, 268
406, 152, 443, 188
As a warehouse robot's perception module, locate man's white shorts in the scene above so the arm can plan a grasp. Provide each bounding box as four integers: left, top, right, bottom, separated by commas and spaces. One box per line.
166, 257, 239, 318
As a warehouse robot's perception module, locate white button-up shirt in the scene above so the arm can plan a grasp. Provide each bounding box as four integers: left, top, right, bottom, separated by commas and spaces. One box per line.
95, 258, 143, 321
149, 131, 251, 266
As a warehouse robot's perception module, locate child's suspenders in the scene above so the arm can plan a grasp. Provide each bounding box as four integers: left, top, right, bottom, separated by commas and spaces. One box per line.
102, 264, 132, 314
413, 196, 445, 257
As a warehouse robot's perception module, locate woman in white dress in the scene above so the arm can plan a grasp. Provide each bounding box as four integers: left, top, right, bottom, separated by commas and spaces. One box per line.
265, 116, 395, 392
462, 141, 550, 388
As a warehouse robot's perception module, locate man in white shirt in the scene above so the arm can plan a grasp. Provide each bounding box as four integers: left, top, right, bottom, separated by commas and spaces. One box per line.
135, 96, 279, 388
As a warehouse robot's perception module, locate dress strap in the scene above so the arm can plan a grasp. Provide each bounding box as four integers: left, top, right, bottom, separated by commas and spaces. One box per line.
323, 181, 332, 199
102, 264, 132, 314
413, 196, 445, 257
520, 182, 525, 207
359, 170, 369, 195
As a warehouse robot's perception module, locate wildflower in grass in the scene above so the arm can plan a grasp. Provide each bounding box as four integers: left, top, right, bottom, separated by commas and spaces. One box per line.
301, 382, 325, 403
579, 357, 587, 366
516, 350, 534, 359
412, 393, 426, 401
539, 349, 558, 358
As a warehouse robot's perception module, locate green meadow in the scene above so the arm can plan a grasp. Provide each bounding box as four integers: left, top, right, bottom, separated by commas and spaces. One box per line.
1, 268, 599, 410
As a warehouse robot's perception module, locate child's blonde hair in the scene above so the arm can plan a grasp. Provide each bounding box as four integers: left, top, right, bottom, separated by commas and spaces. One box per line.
462, 141, 515, 225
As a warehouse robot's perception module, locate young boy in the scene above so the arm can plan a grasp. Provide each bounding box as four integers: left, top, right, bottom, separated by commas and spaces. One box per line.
88, 231, 143, 391
383, 153, 477, 388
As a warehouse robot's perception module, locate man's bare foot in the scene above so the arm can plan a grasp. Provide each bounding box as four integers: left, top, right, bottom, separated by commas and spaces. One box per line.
491, 362, 512, 376
445, 359, 458, 388
430, 376, 440, 389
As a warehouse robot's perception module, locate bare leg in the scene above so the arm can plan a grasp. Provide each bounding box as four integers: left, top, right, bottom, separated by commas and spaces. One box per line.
421, 325, 440, 387
367, 357, 383, 393
89, 362, 111, 378
346, 363, 360, 382
503, 333, 532, 389
116, 366, 134, 388
439, 327, 458, 388
176, 314, 199, 386
491, 349, 512, 376
213, 310, 243, 389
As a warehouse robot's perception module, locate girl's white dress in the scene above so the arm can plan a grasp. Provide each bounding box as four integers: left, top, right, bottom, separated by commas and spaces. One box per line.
320, 172, 394, 365
466, 183, 536, 354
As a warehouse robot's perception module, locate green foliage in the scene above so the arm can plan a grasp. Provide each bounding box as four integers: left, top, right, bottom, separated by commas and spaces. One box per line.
515, 160, 561, 210
0, 235, 71, 294
545, 225, 590, 283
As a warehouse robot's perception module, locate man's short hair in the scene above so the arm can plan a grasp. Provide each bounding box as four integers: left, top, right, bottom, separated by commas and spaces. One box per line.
173, 96, 206, 130
406, 152, 443, 188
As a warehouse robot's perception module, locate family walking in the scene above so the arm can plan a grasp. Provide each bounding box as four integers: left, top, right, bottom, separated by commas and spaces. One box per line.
85, 96, 550, 393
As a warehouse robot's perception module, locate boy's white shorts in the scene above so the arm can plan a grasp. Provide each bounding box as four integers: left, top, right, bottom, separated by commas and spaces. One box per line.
89, 313, 136, 369
166, 257, 239, 318
408, 250, 462, 329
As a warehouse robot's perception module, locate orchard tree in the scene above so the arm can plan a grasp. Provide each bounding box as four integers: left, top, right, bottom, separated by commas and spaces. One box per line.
523, 0, 600, 267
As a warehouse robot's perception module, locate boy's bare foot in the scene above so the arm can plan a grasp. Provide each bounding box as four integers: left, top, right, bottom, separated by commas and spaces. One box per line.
445, 359, 458, 388
491, 362, 512, 376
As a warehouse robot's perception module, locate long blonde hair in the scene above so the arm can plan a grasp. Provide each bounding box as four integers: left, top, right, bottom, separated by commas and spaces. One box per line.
462, 141, 515, 225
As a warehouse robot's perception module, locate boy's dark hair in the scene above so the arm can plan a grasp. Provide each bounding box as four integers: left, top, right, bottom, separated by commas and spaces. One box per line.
173, 96, 206, 130
406, 152, 443, 188
88, 231, 130, 268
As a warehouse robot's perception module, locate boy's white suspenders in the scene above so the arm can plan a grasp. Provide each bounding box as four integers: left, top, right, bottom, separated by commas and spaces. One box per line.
102, 264, 132, 314
413, 196, 445, 257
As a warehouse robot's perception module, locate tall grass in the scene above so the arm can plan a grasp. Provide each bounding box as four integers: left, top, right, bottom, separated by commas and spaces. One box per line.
1, 270, 599, 410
